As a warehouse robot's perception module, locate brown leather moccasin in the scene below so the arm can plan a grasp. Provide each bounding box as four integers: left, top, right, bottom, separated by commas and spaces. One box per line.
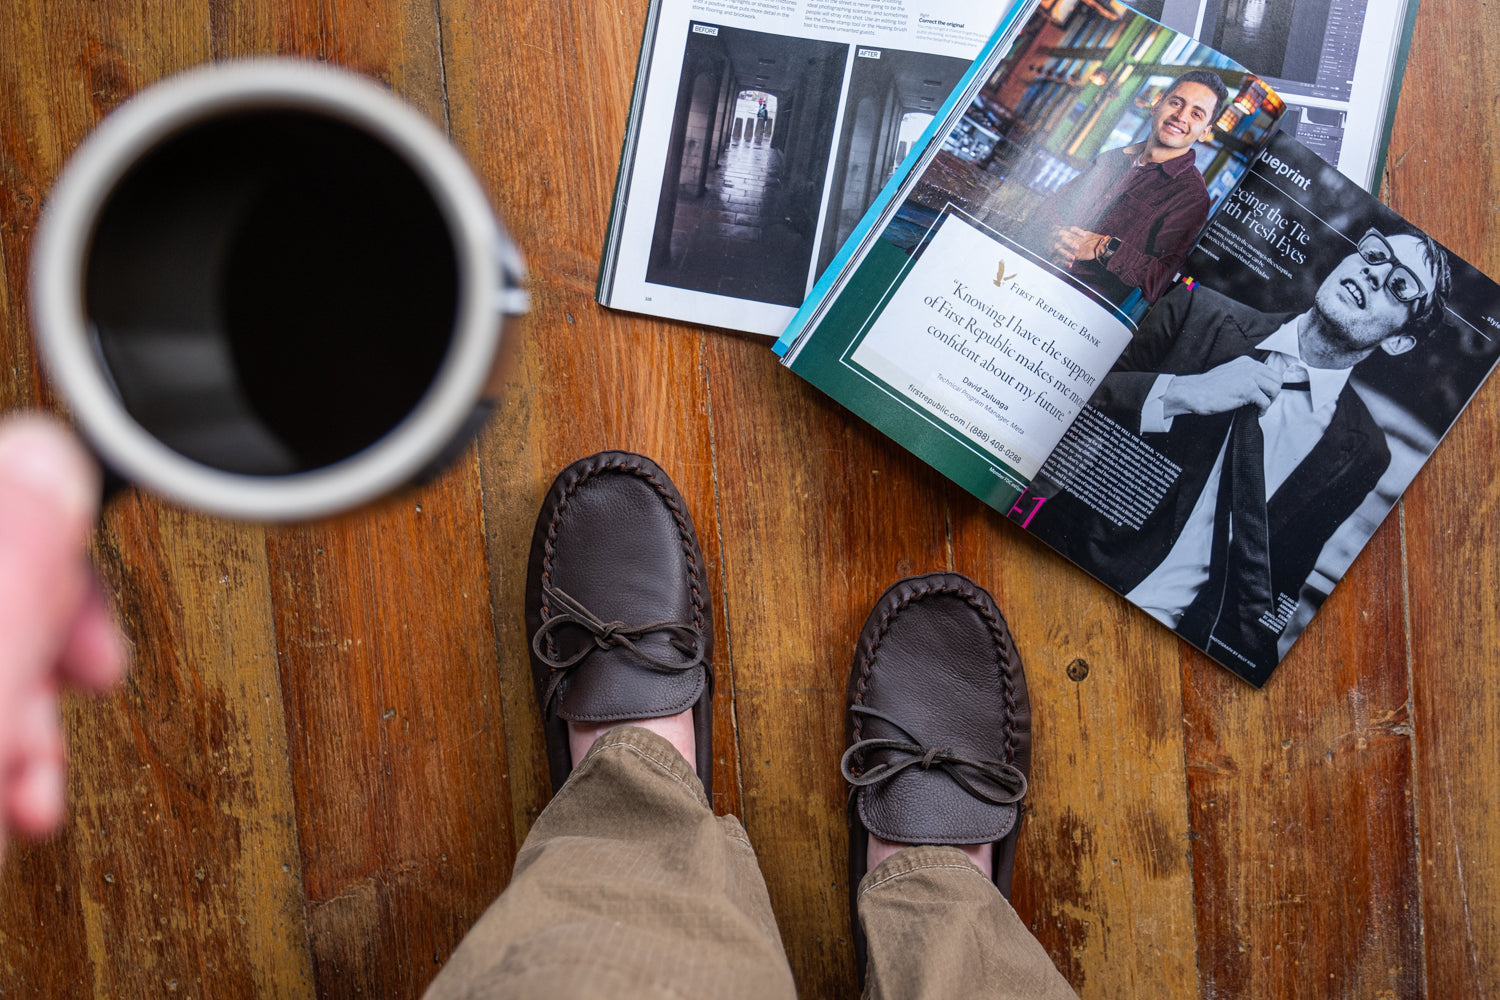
843, 572, 1032, 975
526, 451, 713, 796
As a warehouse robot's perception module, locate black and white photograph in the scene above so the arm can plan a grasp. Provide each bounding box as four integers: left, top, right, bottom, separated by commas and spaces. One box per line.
1023, 134, 1500, 684
643, 22, 847, 307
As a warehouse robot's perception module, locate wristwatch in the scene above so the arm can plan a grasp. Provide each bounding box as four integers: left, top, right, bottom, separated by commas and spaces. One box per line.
1098, 236, 1121, 264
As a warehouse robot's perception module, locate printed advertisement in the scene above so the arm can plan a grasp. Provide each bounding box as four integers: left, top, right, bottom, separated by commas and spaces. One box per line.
849, 210, 1130, 481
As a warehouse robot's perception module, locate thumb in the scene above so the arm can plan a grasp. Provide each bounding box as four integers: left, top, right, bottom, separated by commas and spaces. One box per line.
0, 415, 101, 699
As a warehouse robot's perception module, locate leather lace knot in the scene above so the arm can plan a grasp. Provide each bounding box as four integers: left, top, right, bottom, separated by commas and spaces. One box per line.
841, 705, 1027, 806
532, 584, 706, 706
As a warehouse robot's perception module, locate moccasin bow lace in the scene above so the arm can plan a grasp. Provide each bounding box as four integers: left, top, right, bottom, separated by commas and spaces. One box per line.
532, 583, 707, 709
841, 704, 1027, 806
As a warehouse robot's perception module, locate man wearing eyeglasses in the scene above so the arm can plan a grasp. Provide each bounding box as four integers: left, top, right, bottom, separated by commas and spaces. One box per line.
1027, 228, 1452, 680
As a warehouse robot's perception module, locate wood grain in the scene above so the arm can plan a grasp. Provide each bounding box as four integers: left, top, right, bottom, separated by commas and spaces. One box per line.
264, 486, 512, 998
960, 522, 1200, 998
1184, 525, 1423, 997
707, 337, 957, 997
196, 1, 522, 994
1389, 2, 1500, 997
0, 0, 1495, 998
447, 0, 745, 835
82, 499, 314, 997
0, 2, 112, 991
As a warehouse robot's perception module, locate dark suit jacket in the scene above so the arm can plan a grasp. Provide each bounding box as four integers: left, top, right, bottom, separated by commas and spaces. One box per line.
1030, 284, 1390, 657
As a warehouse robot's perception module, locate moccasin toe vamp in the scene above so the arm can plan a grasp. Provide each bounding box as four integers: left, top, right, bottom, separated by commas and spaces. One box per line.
526, 451, 713, 795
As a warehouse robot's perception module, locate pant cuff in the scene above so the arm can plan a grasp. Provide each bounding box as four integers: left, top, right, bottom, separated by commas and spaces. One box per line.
567, 723, 711, 811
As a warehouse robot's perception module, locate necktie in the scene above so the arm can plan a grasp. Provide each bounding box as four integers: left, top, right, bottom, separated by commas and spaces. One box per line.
1177, 373, 1311, 675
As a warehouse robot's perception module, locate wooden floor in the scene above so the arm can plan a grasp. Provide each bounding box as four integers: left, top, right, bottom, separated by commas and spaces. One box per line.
1, 2, 1496, 997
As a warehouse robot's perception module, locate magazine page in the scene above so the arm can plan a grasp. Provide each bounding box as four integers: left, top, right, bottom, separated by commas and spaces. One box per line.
778, 0, 1284, 512
1017, 130, 1500, 687
1122, 0, 1420, 189
596, 0, 1019, 336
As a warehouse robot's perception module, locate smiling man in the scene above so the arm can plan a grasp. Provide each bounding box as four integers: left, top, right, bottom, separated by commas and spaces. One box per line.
1027, 69, 1229, 307
1027, 229, 1452, 678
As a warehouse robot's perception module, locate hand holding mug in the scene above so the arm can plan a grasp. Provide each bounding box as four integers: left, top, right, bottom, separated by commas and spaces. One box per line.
0, 416, 128, 867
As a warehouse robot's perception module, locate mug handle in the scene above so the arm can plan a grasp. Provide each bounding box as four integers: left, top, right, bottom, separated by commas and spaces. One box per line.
412, 240, 529, 486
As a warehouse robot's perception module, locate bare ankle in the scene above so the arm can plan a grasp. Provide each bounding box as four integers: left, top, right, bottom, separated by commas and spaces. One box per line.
568, 708, 696, 772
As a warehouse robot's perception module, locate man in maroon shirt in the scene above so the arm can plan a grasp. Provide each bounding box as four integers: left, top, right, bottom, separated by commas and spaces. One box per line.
1031, 69, 1229, 308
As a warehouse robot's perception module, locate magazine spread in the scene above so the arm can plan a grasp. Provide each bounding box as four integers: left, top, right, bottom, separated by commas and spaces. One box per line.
596, 0, 1028, 337
1015, 132, 1499, 685
1121, 0, 1421, 190
772, 1, 1500, 685
595, 0, 1417, 340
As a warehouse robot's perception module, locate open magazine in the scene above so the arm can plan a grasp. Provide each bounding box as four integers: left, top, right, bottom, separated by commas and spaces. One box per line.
774, 3, 1500, 686
595, 0, 1023, 337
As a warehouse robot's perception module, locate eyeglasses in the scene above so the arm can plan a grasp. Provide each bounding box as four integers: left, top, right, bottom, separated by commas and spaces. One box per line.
1356, 229, 1428, 305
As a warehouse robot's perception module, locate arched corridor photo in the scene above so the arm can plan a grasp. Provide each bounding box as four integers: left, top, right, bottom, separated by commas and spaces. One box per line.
646, 23, 846, 307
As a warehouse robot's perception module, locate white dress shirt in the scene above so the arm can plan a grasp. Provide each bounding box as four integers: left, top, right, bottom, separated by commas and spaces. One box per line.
1127, 320, 1352, 626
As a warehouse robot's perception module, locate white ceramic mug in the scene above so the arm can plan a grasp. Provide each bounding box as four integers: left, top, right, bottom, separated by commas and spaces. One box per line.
31, 59, 527, 521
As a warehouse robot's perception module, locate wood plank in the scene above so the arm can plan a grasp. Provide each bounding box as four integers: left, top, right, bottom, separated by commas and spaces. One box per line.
201, 1, 520, 994
263, 487, 513, 998
1167, 3, 1500, 992
1388, 1, 1500, 995
1181, 525, 1421, 997
82, 498, 315, 997
0, 839, 92, 995
958, 521, 1200, 998
705, 340, 954, 998
0, 0, 138, 987
0, 2, 317, 997
0, 0, 100, 409
467, 320, 735, 833
0, 161, 26, 409
1404, 392, 1500, 1000
445, 0, 742, 843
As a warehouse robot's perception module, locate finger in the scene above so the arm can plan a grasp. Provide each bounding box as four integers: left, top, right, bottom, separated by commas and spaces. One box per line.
1253, 378, 1283, 413
0, 415, 97, 540
1258, 367, 1286, 399
0, 416, 101, 692
57, 575, 129, 691
2, 681, 66, 837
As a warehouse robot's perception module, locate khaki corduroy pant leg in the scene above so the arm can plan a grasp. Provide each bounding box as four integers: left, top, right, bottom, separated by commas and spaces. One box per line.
857, 846, 1080, 1000
421, 726, 796, 1000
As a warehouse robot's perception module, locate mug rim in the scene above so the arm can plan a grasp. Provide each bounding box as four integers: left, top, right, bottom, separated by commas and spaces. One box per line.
30, 58, 523, 521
